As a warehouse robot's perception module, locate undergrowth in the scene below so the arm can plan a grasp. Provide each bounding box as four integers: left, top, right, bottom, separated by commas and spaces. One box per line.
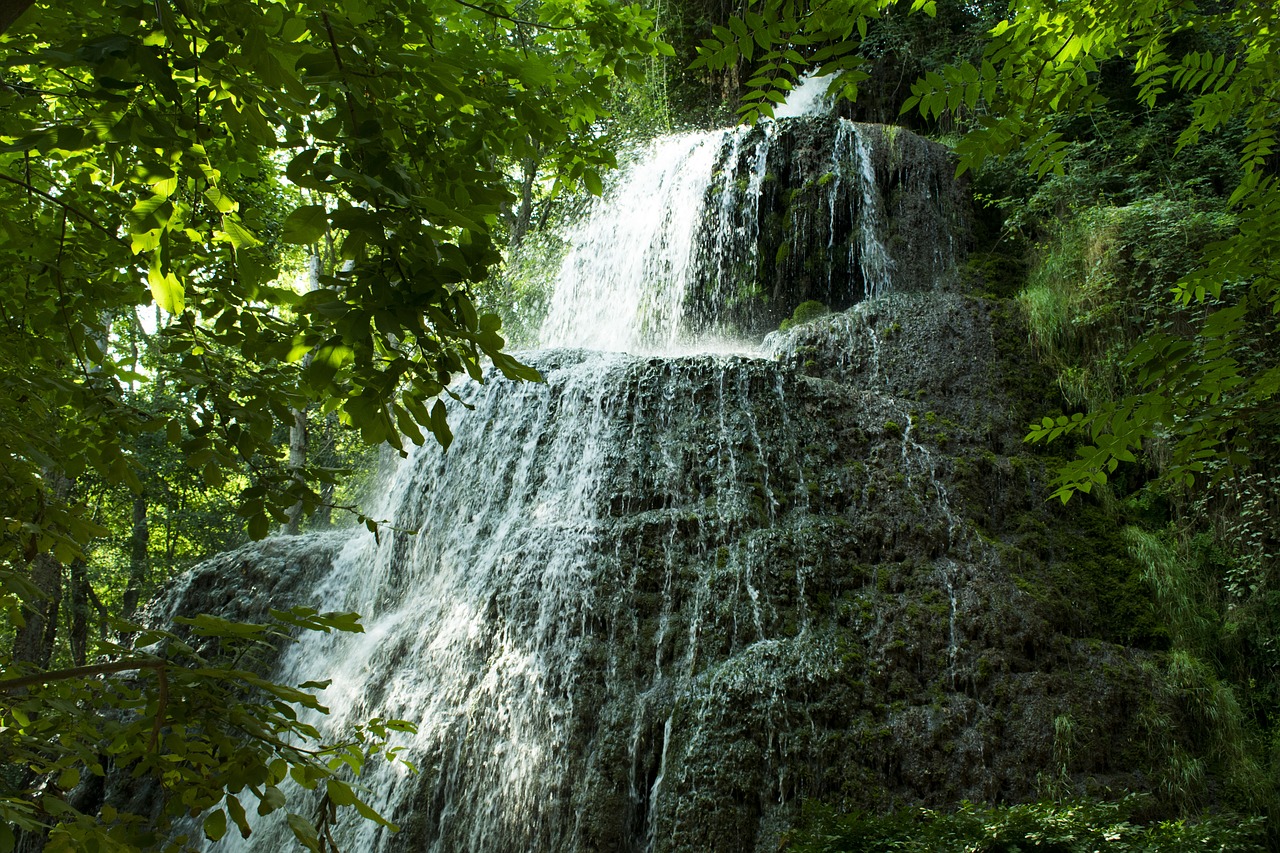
785, 796, 1265, 852
1013, 195, 1280, 837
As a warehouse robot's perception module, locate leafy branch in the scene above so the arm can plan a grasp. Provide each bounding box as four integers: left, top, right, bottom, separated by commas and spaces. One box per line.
0, 171, 125, 244
450, 0, 585, 32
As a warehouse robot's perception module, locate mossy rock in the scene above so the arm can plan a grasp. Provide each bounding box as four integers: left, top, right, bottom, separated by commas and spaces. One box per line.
780, 299, 831, 332
963, 250, 1029, 299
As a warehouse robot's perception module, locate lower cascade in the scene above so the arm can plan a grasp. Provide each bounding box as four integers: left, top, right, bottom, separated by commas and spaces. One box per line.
158, 116, 1191, 852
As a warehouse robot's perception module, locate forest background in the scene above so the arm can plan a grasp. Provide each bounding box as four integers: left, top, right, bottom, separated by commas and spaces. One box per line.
1, 0, 1278, 849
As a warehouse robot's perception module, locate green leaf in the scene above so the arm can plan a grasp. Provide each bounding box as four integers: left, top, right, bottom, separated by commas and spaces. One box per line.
308, 343, 354, 387
148, 266, 186, 315
259, 785, 287, 815
430, 399, 453, 451
204, 186, 239, 214
248, 512, 270, 540
326, 779, 357, 806
395, 403, 426, 446
227, 795, 251, 838
282, 205, 329, 245
204, 809, 228, 842
286, 813, 322, 853
219, 215, 263, 250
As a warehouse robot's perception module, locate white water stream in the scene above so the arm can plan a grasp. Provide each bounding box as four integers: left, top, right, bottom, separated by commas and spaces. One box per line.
538, 132, 722, 352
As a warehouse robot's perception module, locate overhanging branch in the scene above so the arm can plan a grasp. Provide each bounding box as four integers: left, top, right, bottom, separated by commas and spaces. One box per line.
0, 171, 126, 245
0, 657, 166, 691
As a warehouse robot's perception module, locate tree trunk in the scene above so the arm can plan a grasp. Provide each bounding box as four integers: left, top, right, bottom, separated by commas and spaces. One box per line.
0, 0, 36, 37
69, 558, 89, 667
13, 552, 61, 668
120, 494, 149, 641
283, 406, 308, 535
316, 480, 335, 528
13, 471, 72, 668
509, 153, 541, 247
283, 250, 322, 535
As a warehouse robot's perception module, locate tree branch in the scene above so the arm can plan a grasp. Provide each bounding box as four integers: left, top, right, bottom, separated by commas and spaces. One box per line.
321, 11, 363, 140
0, 657, 166, 692
450, 0, 584, 32
0, 171, 125, 245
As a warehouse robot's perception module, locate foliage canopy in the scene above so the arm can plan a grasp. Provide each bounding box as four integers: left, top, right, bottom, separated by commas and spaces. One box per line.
0, 0, 666, 846
1, 0, 662, 553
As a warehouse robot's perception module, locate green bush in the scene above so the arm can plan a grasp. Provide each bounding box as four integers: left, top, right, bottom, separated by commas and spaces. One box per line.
1017, 198, 1233, 410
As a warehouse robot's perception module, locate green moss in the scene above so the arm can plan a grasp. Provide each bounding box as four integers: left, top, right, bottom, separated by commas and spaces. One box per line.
779, 299, 832, 332
985, 295, 1068, 429
962, 250, 1029, 300
1008, 501, 1168, 649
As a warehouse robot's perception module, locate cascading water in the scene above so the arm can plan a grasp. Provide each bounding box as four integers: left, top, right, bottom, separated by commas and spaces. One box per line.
164, 86, 1193, 853
537, 133, 721, 352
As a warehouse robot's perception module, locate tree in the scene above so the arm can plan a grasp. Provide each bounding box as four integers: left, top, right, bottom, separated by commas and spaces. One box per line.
2, 0, 663, 549
693, 0, 1279, 501
1, 0, 668, 846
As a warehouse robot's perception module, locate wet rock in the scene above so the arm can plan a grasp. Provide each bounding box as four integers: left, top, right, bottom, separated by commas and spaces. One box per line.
159, 298, 1189, 853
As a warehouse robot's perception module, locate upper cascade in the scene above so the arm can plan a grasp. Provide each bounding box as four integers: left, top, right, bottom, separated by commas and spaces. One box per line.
537, 110, 965, 354
772, 72, 835, 119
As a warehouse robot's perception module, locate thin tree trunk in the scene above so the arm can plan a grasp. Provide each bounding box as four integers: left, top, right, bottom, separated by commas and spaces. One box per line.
86, 583, 109, 639
120, 494, 149, 642
283, 406, 308, 535
69, 558, 88, 667
283, 251, 322, 535
509, 153, 541, 247
316, 480, 335, 528
13, 471, 72, 668
13, 553, 62, 668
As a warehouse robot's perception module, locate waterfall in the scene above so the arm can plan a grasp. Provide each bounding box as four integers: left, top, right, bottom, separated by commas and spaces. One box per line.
193, 110, 964, 851
773, 73, 836, 119
168, 95, 1180, 853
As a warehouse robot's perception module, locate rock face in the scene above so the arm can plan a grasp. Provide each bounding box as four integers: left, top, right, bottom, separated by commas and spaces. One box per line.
150, 533, 344, 629
159, 118, 1191, 853
684, 116, 967, 337
169, 296, 1181, 853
